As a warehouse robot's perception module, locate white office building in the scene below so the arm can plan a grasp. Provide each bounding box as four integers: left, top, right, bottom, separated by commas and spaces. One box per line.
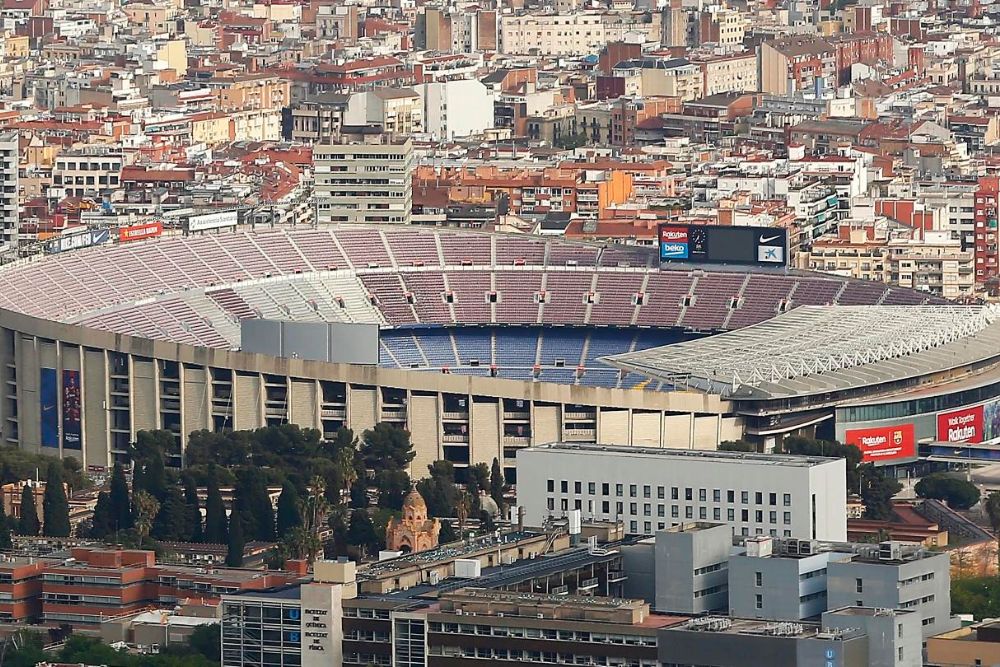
314, 137, 413, 225
0, 132, 18, 250
516, 443, 847, 541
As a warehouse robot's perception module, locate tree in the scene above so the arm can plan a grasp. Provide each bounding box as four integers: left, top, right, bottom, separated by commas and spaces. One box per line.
489, 458, 507, 514
349, 478, 369, 509
860, 464, 902, 520
276, 480, 302, 539
152, 485, 187, 541
416, 460, 458, 517
132, 490, 160, 539
90, 491, 112, 539
17, 484, 38, 536
188, 623, 221, 661
376, 469, 410, 510
42, 463, 70, 537
131, 430, 172, 501
915, 474, 981, 510
719, 440, 757, 452
347, 509, 378, 557
0, 493, 12, 549
466, 462, 490, 511
985, 491, 1000, 572
226, 511, 245, 567
479, 509, 495, 532
183, 475, 203, 542
439, 518, 457, 544
360, 423, 415, 473
108, 463, 133, 532
234, 468, 275, 542
204, 472, 228, 544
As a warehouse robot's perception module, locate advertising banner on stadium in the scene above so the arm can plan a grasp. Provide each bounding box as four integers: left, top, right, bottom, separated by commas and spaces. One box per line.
659, 225, 689, 259
40, 368, 58, 448
844, 424, 916, 463
187, 210, 239, 232
937, 406, 985, 443
62, 370, 82, 450
118, 221, 163, 243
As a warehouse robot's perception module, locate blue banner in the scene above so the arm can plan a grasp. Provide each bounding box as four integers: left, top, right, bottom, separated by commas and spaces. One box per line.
40, 368, 58, 447
62, 370, 82, 450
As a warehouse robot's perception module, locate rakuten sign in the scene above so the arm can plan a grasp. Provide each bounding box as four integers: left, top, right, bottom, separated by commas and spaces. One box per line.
844, 424, 916, 463
936, 406, 984, 443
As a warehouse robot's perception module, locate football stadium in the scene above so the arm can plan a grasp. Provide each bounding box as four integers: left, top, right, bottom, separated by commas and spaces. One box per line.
0, 223, 995, 479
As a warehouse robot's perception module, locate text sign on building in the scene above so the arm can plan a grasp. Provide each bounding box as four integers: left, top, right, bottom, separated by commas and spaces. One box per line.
118, 221, 163, 243
844, 424, 916, 463
657, 223, 788, 267
937, 406, 985, 444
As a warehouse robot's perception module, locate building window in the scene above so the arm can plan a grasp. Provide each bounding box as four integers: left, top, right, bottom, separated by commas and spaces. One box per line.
769, 493, 777, 506
783, 512, 791, 525
561, 481, 568, 493
685, 506, 693, 519
643, 485, 651, 498
755, 572, 762, 587
616, 484, 623, 497
699, 489, 707, 502
856, 578, 863, 593
728, 509, 735, 521
643, 504, 651, 517
685, 488, 693, 501
755, 594, 763, 609
672, 487, 679, 500
560, 499, 568, 511
713, 489, 721, 502
547, 480, 554, 492
588, 482, 596, 495
630, 485, 637, 498
602, 501, 609, 513
741, 491, 749, 504
699, 507, 707, 520
657, 486, 665, 499
755, 492, 763, 504
547, 498, 554, 510
727, 490, 735, 503
574, 481, 581, 494
769, 511, 777, 524
630, 503, 637, 515
741, 509, 749, 522
671, 506, 679, 518
657, 505, 665, 517
602, 483, 609, 495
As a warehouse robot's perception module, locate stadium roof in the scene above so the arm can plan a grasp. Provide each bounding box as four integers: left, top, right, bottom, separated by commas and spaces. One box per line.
604, 305, 1000, 400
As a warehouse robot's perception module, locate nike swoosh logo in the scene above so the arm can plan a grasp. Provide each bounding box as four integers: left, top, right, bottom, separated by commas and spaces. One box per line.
759, 234, 781, 243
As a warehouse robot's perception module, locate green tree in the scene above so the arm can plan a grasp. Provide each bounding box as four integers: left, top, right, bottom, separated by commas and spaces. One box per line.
915, 474, 982, 510
90, 491, 112, 539
376, 469, 410, 510
275, 480, 302, 539
347, 509, 378, 557
42, 462, 70, 537
132, 490, 160, 539
204, 472, 228, 544
234, 468, 275, 542
361, 423, 415, 473
182, 475, 203, 542
439, 518, 457, 544
350, 478, 369, 509
188, 623, 221, 661
984, 490, 1000, 573
466, 462, 490, 510
416, 460, 458, 517
860, 464, 903, 520
152, 485, 187, 541
489, 458, 507, 513
17, 484, 38, 536
719, 440, 757, 452
0, 493, 12, 549
226, 511, 245, 567
132, 430, 172, 501
108, 463, 133, 532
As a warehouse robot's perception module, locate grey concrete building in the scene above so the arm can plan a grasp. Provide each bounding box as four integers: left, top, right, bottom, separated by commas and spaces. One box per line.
658, 608, 922, 667
827, 541, 957, 639
314, 137, 414, 225
728, 535, 853, 621
658, 616, 871, 667
654, 522, 730, 614
822, 607, 921, 667
516, 444, 848, 541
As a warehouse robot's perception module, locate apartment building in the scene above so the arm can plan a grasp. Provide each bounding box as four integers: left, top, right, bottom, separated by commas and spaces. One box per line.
344, 88, 424, 135
314, 137, 414, 225
284, 93, 349, 143
516, 444, 847, 541
0, 131, 17, 249
500, 11, 659, 56
52, 146, 124, 199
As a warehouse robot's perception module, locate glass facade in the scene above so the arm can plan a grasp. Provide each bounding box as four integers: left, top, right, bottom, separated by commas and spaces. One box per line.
222, 599, 303, 667
838, 377, 1000, 424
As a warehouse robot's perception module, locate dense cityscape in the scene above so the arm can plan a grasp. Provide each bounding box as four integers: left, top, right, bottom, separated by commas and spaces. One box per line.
1, 0, 1000, 665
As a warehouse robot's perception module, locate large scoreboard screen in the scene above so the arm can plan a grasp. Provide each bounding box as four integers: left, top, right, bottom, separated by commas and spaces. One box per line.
658, 223, 788, 268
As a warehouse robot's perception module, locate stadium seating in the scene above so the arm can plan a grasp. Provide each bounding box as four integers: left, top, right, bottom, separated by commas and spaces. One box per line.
0, 225, 952, 396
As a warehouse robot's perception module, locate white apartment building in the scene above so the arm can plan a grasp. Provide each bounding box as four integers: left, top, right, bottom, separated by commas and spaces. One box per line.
314, 138, 414, 225
516, 443, 847, 541
500, 12, 656, 56
0, 132, 17, 250
416, 79, 494, 140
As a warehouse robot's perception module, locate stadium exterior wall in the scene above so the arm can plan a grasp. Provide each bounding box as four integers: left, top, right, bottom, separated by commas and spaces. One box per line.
0, 309, 741, 475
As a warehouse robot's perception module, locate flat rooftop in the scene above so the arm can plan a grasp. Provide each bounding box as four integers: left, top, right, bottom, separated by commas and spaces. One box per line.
524, 443, 838, 467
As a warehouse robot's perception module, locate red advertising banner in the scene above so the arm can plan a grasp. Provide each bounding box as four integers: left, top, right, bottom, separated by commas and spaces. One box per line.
659, 226, 688, 243
845, 424, 916, 463
118, 221, 163, 243
937, 406, 985, 444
